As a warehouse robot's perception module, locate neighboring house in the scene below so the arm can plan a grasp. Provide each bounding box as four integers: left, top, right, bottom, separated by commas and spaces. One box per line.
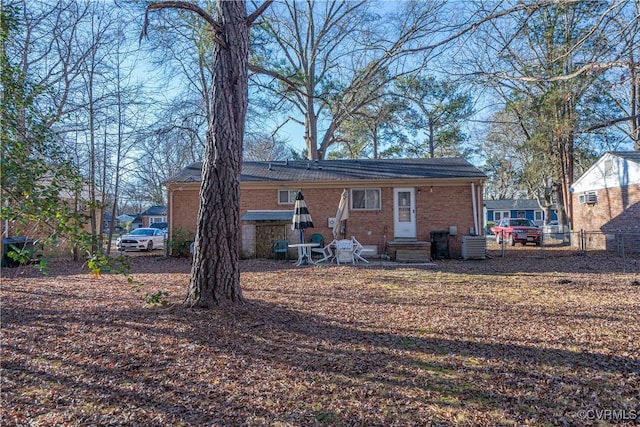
165, 158, 487, 259
104, 214, 136, 233
570, 151, 640, 253
140, 205, 167, 228
1, 180, 101, 259
116, 214, 143, 231
484, 199, 557, 230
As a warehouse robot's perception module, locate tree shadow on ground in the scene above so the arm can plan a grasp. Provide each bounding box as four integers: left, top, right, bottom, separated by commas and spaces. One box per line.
3, 281, 638, 426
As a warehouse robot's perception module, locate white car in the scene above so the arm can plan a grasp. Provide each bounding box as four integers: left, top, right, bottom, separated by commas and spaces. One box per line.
116, 228, 166, 251
542, 220, 570, 235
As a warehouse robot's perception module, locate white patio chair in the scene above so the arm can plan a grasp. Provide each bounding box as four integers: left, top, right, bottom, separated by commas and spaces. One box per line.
351, 236, 369, 264
313, 239, 336, 263
335, 239, 355, 265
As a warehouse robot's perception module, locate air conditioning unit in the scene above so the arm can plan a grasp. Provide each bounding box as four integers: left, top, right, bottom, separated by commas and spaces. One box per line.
328, 217, 336, 228
581, 192, 597, 204
461, 236, 486, 260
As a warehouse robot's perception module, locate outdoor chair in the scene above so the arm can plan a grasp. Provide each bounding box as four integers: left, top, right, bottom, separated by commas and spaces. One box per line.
308, 233, 325, 259
273, 240, 289, 260
314, 239, 336, 263
335, 239, 355, 265
351, 236, 369, 264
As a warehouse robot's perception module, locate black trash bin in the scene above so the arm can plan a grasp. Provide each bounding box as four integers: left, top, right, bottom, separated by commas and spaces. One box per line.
430, 230, 450, 260
2, 237, 39, 267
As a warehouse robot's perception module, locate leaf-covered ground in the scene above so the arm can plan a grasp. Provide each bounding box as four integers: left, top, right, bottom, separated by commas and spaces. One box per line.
2, 245, 639, 426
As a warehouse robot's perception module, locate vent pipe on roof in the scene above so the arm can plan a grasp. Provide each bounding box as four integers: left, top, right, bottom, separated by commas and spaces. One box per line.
268, 163, 272, 171
307, 162, 310, 169
285, 159, 288, 165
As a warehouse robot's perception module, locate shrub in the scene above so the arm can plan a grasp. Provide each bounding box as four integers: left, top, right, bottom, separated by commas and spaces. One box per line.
168, 228, 193, 257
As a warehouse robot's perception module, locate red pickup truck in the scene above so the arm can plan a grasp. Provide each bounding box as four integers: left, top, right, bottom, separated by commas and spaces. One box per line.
491, 218, 541, 246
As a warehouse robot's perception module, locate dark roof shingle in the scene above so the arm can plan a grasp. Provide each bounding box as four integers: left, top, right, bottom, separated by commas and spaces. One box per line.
166, 158, 486, 183
141, 205, 167, 216
483, 199, 541, 210
612, 151, 640, 164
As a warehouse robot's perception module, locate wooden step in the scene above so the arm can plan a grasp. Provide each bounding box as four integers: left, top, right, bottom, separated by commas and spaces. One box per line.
395, 249, 431, 263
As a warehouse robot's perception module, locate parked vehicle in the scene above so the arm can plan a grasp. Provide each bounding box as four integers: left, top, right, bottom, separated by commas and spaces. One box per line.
116, 228, 166, 251
149, 222, 168, 231
2, 237, 43, 267
490, 218, 541, 246
541, 220, 570, 235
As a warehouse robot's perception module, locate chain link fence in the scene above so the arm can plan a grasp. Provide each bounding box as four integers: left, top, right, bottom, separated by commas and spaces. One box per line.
490, 230, 640, 272
574, 230, 640, 257
540, 230, 640, 257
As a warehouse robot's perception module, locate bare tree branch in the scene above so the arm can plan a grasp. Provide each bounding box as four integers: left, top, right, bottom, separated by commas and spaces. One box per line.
585, 113, 640, 132
247, 0, 274, 26
140, 1, 226, 48
420, 0, 587, 53
249, 63, 302, 94
481, 61, 633, 83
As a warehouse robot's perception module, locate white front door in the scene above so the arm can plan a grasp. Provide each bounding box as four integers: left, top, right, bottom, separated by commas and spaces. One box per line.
394, 188, 416, 239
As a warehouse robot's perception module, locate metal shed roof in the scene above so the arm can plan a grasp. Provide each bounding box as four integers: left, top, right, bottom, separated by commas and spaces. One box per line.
240, 210, 293, 222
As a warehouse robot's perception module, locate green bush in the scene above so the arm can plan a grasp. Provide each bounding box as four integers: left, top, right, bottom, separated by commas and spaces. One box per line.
168, 228, 193, 257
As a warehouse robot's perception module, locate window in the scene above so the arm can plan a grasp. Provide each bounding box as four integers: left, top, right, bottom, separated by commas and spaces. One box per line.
278, 189, 299, 204
517, 211, 526, 218
580, 191, 597, 204
351, 188, 381, 210
534, 211, 543, 221
494, 211, 510, 221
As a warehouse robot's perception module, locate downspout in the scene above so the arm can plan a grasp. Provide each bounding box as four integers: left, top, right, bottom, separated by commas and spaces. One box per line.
168, 187, 174, 256
471, 182, 479, 235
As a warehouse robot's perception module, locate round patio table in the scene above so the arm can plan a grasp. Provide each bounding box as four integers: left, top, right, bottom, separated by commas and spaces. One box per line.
288, 242, 320, 266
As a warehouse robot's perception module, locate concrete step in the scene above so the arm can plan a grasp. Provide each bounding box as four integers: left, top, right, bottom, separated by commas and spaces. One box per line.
395, 249, 431, 263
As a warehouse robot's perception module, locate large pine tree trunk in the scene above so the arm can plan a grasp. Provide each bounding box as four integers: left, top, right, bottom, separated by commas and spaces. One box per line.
185, 1, 248, 308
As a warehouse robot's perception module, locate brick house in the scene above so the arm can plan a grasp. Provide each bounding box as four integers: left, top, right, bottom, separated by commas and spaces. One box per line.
140, 205, 167, 228
570, 151, 640, 253
165, 158, 486, 259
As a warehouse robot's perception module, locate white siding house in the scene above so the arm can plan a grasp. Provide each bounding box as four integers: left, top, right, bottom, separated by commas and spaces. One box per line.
570, 151, 640, 252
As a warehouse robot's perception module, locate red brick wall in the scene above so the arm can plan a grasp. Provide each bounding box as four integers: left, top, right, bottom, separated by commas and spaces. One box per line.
414, 185, 478, 257
168, 185, 200, 238
168, 183, 482, 258
572, 185, 640, 232
572, 184, 640, 251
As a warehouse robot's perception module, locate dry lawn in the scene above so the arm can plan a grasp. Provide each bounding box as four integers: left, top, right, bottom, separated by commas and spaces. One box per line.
2, 244, 639, 426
